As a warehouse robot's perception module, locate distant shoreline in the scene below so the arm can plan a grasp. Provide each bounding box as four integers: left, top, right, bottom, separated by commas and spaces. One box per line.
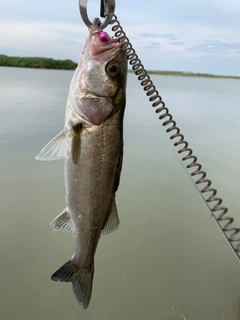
0, 54, 77, 70
1, 54, 239, 80
135, 70, 240, 80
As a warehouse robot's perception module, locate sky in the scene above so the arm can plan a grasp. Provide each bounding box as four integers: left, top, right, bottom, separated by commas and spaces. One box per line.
1, 0, 240, 76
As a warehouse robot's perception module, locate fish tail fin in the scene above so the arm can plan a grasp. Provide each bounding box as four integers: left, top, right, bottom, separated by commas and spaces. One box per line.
51, 259, 94, 309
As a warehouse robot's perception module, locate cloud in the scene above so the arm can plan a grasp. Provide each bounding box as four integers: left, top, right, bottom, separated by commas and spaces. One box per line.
189, 40, 240, 56
0, 0, 80, 24
145, 42, 161, 49
140, 33, 177, 41
1, 0, 240, 75
172, 41, 185, 46
0, 20, 87, 60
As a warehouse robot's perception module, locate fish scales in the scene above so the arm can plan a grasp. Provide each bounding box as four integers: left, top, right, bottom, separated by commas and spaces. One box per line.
35, 18, 127, 309
65, 112, 124, 259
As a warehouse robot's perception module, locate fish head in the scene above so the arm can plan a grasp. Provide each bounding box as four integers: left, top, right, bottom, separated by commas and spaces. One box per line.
77, 19, 128, 124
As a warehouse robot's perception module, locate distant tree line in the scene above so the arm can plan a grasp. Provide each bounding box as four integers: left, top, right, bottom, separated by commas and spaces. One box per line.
0, 54, 77, 70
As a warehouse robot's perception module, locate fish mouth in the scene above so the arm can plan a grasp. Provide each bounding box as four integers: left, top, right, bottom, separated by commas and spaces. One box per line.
89, 18, 120, 59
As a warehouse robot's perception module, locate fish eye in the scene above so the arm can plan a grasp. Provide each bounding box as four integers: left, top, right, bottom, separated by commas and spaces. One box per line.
106, 62, 120, 78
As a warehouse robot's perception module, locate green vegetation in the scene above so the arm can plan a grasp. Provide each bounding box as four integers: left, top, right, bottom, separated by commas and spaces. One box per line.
0, 54, 77, 70
1, 54, 239, 79
129, 69, 240, 80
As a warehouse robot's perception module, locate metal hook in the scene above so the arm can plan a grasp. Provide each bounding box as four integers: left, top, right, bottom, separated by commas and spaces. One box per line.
79, 0, 115, 30
100, 0, 105, 18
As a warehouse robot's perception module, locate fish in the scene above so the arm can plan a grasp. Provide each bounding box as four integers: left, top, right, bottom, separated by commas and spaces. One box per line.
35, 18, 128, 309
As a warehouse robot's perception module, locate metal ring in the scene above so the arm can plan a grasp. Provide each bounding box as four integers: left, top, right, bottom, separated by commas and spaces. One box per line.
79, 0, 115, 29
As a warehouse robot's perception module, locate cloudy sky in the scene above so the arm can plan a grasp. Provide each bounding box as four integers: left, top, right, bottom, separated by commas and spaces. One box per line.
1, 0, 240, 76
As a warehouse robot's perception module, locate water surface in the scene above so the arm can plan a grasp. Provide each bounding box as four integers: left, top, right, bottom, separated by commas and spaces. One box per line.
0, 67, 240, 320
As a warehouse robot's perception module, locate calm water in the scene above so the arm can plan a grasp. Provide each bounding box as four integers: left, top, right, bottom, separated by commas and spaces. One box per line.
0, 66, 240, 320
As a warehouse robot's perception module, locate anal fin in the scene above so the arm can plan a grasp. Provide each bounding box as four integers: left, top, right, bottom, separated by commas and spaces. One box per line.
50, 209, 75, 237
101, 198, 120, 236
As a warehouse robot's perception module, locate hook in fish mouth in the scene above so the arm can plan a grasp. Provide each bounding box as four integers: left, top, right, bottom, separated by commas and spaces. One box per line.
89, 30, 113, 43
91, 18, 101, 30
89, 18, 102, 35
89, 18, 114, 44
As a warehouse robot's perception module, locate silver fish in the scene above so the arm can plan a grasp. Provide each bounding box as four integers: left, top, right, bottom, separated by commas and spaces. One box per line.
35, 18, 127, 309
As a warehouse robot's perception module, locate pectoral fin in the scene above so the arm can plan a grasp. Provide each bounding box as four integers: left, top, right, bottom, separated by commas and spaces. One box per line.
101, 198, 120, 236
35, 130, 66, 161
71, 123, 82, 166
50, 209, 75, 237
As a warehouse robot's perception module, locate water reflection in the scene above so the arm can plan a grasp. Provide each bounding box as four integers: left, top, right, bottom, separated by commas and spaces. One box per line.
0, 67, 240, 319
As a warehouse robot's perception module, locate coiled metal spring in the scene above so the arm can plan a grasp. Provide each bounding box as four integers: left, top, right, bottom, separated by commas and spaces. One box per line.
108, 14, 240, 259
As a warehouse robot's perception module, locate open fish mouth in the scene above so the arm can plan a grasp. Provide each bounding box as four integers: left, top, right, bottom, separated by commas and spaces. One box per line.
88, 18, 120, 57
